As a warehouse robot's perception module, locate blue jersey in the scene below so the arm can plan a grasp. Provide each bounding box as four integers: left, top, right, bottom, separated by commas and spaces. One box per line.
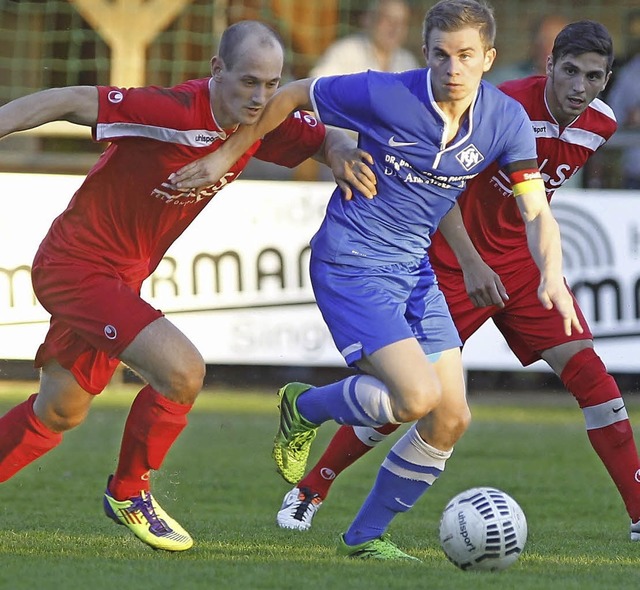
309, 69, 537, 268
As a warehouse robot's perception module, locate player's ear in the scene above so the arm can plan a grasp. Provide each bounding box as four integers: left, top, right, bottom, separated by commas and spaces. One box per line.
210, 56, 224, 81
483, 47, 496, 72
545, 55, 553, 77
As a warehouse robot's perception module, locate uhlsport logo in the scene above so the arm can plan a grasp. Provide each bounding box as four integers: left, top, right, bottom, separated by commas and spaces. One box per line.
194, 134, 218, 144
104, 325, 118, 340
108, 90, 123, 104
320, 467, 336, 480
455, 144, 484, 171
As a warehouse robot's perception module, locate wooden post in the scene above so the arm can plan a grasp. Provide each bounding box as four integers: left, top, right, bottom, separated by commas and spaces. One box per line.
70, 0, 192, 87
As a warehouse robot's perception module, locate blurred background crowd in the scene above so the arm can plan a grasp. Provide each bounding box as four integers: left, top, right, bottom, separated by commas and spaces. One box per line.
0, 0, 639, 188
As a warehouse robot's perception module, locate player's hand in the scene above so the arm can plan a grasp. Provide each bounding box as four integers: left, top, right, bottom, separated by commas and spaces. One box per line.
329, 148, 377, 200
168, 152, 232, 190
462, 259, 509, 308
537, 279, 583, 336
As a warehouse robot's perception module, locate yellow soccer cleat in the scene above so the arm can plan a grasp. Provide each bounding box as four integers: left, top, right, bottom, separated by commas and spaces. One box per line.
103, 477, 193, 551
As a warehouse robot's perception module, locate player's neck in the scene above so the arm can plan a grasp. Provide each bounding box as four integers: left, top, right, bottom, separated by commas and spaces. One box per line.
436, 100, 471, 136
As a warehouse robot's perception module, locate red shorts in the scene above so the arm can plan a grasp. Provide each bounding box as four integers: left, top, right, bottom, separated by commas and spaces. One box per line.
31, 257, 163, 394
434, 259, 592, 366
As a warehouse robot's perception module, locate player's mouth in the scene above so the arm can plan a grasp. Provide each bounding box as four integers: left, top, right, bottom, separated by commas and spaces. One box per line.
443, 82, 464, 94
566, 96, 584, 108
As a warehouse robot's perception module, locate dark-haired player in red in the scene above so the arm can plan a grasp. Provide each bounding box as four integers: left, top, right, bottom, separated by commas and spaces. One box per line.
0, 20, 374, 551
278, 20, 640, 541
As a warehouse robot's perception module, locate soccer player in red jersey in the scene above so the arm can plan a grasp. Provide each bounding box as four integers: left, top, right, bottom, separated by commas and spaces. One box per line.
277, 20, 640, 542
0, 20, 374, 551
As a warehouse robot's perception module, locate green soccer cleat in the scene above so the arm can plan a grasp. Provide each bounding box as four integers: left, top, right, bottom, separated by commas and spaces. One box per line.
337, 534, 421, 561
272, 382, 318, 484
103, 477, 193, 552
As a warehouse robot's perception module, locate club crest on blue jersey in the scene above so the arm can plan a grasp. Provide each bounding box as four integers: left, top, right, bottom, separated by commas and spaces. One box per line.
455, 144, 485, 171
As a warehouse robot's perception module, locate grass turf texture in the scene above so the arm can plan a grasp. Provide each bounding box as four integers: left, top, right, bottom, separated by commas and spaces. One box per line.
1, 381, 639, 589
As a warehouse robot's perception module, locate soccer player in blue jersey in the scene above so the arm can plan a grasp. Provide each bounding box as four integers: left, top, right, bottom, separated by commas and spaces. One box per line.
172, 0, 581, 560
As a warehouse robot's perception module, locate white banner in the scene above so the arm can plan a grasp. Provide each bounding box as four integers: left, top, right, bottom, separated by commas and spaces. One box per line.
0, 173, 638, 372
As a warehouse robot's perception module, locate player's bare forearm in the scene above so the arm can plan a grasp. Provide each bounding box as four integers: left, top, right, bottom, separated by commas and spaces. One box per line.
520, 203, 563, 283
0, 87, 98, 138
170, 79, 316, 190
520, 201, 583, 335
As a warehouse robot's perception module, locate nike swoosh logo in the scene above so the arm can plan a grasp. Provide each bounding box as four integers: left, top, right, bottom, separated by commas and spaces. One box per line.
368, 436, 384, 443
394, 497, 414, 509
388, 135, 418, 147
613, 405, 626, 413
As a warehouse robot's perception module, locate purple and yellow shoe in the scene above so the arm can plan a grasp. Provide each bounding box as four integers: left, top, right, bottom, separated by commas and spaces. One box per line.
103, 476, 193, 551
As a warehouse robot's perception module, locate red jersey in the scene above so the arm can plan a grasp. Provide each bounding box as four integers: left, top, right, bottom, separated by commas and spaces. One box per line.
430, 76, 617, 272
37, 78, 326, 281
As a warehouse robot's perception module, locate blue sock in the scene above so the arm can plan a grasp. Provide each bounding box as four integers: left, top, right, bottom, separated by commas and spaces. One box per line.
344, 425, 451, 545
297, 374, 396, 427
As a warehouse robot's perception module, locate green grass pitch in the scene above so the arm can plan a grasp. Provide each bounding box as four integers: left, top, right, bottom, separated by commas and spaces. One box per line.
0, 380, 639, 590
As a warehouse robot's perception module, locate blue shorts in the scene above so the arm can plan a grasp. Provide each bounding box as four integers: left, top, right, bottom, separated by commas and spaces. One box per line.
310, 255, 462, 366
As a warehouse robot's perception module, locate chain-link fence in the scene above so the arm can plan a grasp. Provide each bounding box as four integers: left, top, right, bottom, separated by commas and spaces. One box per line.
1, 0, 639, 181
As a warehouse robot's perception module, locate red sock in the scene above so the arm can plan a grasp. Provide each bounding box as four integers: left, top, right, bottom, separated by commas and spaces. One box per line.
299, 423, 400, 499
0, 394, 63, 482
561, 348, 640, 521
109, 385, 192, 500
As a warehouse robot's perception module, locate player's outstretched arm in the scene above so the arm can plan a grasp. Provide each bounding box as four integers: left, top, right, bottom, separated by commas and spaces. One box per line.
0, 86, 98, 139
437, 202, 508, 308
319, 129, 376, 200
511, 163, 583, 336
170, 79, 315, 190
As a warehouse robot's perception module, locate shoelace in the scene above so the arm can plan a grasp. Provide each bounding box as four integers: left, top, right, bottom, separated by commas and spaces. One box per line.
127, 492, 171, 535
293, 490, 322, 521
288, 428, 316, 456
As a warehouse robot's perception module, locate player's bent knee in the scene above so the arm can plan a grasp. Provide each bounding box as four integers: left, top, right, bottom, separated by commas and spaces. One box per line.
153, 356, 206, 404
39, 406, 88, 433
451, 406, 472, 439
423, 407, 471, 448
392, 382, 443, 422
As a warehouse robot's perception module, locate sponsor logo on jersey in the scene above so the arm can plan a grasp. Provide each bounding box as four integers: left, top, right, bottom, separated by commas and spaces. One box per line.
636, 469, 640, 484
383, 154, 475, 189
194, 134, 218, 144
455, 144, 485, 171
151, 172, 236, 205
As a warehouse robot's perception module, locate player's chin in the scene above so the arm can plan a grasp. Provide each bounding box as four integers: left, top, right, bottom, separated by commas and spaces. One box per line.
564, 99, 586, 116
240, 108, 262, 125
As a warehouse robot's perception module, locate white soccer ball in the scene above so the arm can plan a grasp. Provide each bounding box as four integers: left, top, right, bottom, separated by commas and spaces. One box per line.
439, 486, 527, 572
